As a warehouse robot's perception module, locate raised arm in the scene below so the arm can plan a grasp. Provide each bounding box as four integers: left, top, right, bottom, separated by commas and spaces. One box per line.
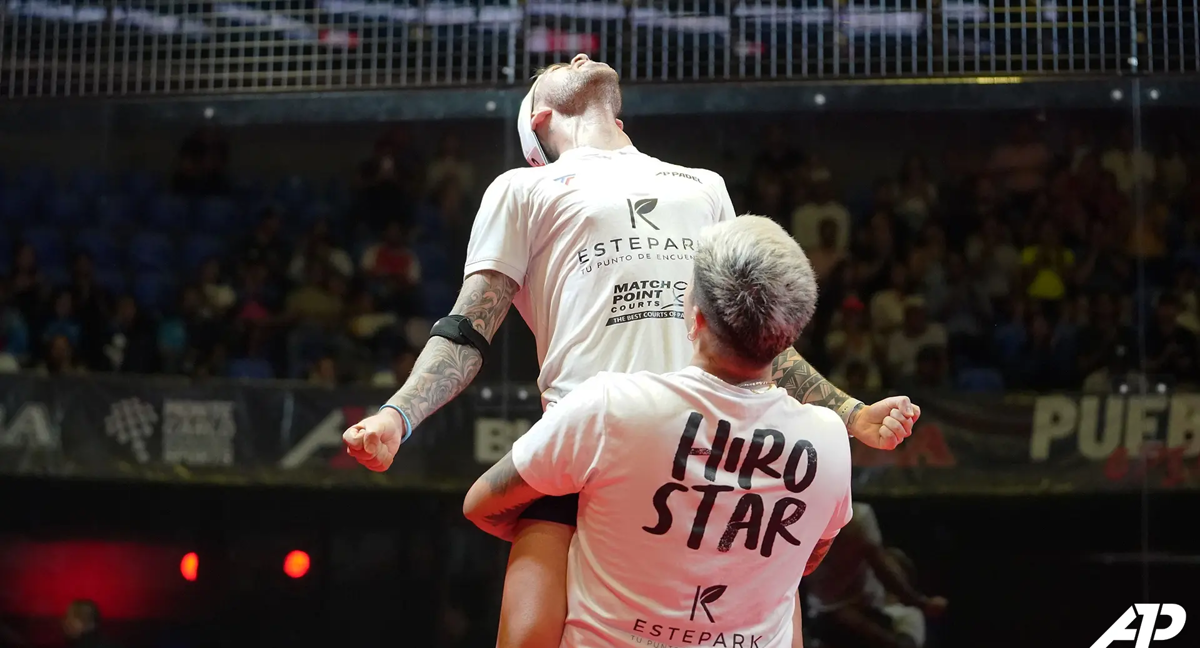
771, 347, 920, 450
343, 269, 519, 471
388, 270, 518, 427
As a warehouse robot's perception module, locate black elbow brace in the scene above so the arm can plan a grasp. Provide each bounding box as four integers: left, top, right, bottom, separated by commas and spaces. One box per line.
429, 315, 490, 363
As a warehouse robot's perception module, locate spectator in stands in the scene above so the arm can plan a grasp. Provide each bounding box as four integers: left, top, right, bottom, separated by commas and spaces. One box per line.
240, 206, 290, 280
1020, 221, 1074, 315
63, 600, 119, 648
894, 155, 938, 233
426, 133, 476, 196
288, 220, 354, 284
747, 172, 789, 229
69, 254, 110, 333
42, 291, 81, 351
825, 296, 881, 390
1145, 292, 1199, 384
172, 125, 230, 196
792, 168, 851, 253
751, 124, 802, 182
855, 212, 901, 296
308, 355, 339, 387
361, 221, 422, 318
965, 215, 1018, 302
371, 347, 418, 388
886, 296, 948, 382
809, 218, 847, 283
0, 278, 29, 369
806, 503, 947, 648
36, 334, 83, 376
938, 252, 991, 358
198, 257, 237, 317
897, 345, 950, 390
353, 130, 416, 234
94, 295, 158, 374
234, 259, 277, 324
1128, 187, 1172, 284
1076, 293, 1135, 386
870, 263, 911, 344
1076, 220, 1132, 295
159, 286, 215, 375
9, 243, 45, 323
346, 287, 399, 353
1004, 309, 1073, 390
1101, 126, 1155, 195
988, 120, 1052, 201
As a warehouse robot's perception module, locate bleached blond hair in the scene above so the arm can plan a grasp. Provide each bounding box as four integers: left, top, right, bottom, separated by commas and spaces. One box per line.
692, 215, 818, 365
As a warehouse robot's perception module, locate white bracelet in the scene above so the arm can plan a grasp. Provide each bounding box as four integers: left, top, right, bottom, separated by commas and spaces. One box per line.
837, 399, 864, 428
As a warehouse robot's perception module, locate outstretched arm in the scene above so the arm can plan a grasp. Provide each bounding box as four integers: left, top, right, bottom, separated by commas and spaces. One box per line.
771, 347, 866, 426
463, 452, 545, 541
771, 347, 919, 450
386, 270, 519, 428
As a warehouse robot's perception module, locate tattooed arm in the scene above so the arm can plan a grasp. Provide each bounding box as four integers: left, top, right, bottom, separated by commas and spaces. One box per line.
386, 270, 519, 429
464, 452, 546, 541
771, 347, 865, 428
804, 537, 835, 576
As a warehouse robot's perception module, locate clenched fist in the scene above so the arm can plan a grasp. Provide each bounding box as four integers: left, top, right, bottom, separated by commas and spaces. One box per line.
849, 395, 921, 451
342, 408, 408, 472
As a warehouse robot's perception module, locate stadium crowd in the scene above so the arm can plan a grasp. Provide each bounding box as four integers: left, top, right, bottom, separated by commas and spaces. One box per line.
0, 120, 1195, 392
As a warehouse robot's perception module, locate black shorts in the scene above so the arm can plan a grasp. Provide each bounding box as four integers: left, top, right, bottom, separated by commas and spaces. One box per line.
518, 494, 579, 526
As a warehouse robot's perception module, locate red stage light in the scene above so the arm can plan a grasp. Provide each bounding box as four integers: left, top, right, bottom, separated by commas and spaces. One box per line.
179, 552, 199, 582
283, 550, 310, 579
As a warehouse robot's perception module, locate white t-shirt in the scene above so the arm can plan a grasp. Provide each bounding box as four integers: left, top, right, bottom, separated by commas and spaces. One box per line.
512, 368, 854, 648
465, 146, 737, 408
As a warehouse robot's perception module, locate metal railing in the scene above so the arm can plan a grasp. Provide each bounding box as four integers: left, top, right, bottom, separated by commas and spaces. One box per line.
1, 0, 1196, 98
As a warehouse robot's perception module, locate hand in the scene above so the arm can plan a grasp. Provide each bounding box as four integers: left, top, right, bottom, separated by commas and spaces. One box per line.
848, 396, 920, 450
342, 408, 407, 472
923, 596, 949, 618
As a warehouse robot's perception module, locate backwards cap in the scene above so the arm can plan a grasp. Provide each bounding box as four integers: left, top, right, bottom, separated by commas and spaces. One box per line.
517, 77, 548, 167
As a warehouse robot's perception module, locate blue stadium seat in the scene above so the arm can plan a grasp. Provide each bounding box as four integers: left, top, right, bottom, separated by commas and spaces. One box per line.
23, 228, 66, 267
75, 229, 121, 270
121, 170, 159, 203
69, 168, 108, 198
128, 233, 175, 272
955, 368, 1005, 393
16, 167, 54, 199
95, 269, 128, 296
145, 195, 188, 232
275, 175, 311, 209
0, 191, 34, 227
419, 281, 457, 320
183, 236, 226, 272
228, 358, 275, 380
44, 193, 88, 228
132, 272, 176, 311
43, 266, 70, 288
95, 195, 135, 229
194, 197, 239, 234
414, 244, 450, 278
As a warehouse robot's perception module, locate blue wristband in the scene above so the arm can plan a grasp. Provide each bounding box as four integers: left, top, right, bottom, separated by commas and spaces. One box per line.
379, 404, 413, 444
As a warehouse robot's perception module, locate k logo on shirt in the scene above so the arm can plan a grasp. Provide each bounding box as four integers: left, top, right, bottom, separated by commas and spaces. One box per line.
690, 585, 727, 623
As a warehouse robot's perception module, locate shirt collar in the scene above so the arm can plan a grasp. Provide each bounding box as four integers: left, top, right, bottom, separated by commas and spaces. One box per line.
555, 145, 640, 162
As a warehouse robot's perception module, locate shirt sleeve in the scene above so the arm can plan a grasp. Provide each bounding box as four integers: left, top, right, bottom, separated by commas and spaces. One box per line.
708, 171, 737, 223
511, 375, 609, 496
821, 480, 854, 540
463, 170, 534, 286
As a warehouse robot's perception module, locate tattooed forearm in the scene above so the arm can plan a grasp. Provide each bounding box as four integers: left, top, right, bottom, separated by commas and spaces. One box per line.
387, 270, 520, 428
771, 347, 865, 426
483, 454, 524, 495
804, 538, 835, 576
483, 500, 539, 528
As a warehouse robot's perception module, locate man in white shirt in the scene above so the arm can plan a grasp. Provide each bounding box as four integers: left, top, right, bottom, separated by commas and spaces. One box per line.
464, 216, 853, 648
343, 54, 919, 646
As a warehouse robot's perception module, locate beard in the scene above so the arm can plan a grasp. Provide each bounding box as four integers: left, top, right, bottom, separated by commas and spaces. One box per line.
542, 65, 622, 117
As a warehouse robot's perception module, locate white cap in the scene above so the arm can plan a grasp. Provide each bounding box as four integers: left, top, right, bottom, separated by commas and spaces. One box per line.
517, 79, 548, 167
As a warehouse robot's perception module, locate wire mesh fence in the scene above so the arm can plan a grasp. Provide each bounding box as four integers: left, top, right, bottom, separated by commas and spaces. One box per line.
1, 0, 1196, 98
